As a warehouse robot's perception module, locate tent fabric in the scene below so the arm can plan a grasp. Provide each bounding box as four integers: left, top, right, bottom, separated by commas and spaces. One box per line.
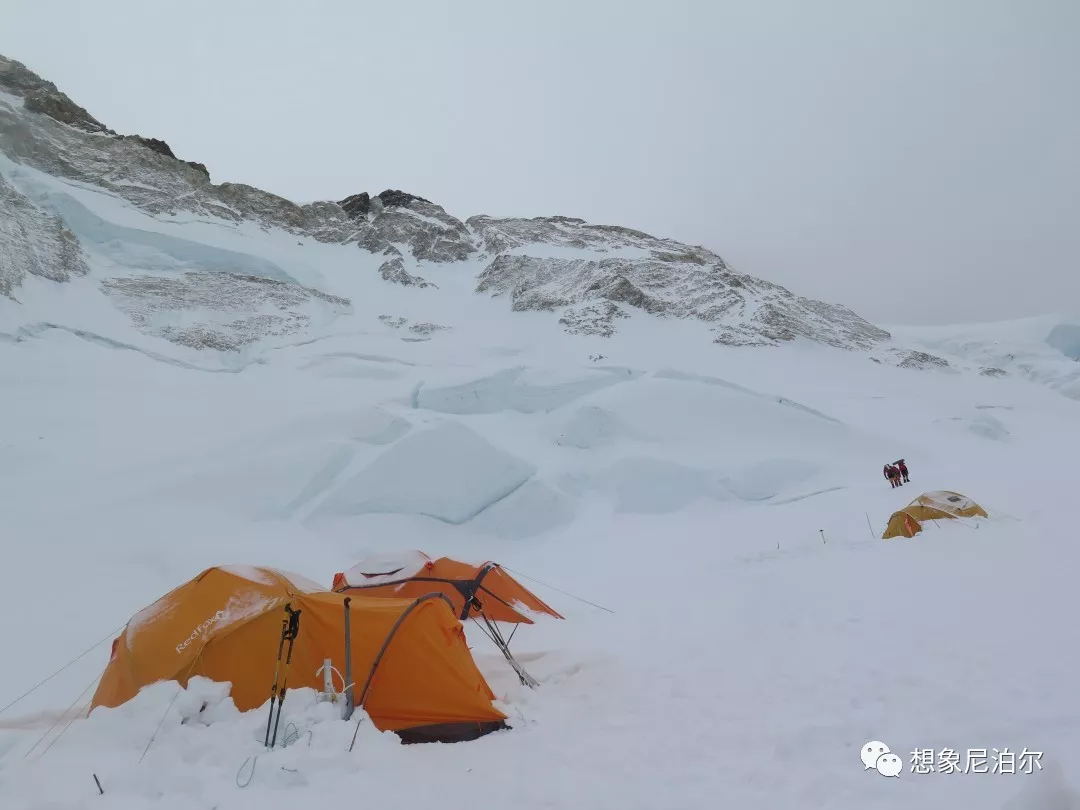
332, 552, 564, 624
882, 490, 989, 539
91, 566, 508, 742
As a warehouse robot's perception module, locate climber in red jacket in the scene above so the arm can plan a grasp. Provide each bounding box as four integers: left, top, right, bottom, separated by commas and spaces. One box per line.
883, 464, 898, 488
895, 459, 910, 483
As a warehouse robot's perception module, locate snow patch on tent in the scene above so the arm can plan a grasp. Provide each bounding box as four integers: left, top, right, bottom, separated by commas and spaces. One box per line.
309, 420, 537, 524
918, 491, 979, 515
342, 550, 431, 587
217, 590, 281, 633
219, 565, 279, 586
414, 366, 639, 415
272, 569, 327, 593
125, 591, 182, 651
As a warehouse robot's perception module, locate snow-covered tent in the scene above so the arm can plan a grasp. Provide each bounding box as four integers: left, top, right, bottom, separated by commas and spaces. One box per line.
92, 565, 508, 743
882, 490, 989, 539
332, 551, 563, 687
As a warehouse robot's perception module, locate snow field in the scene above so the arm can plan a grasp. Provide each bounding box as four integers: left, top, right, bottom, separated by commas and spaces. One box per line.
1, 158, 1080, 809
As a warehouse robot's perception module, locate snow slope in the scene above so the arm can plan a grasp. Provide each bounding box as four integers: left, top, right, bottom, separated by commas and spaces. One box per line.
886, 314, 1080, 401
2, 280, 1080, 810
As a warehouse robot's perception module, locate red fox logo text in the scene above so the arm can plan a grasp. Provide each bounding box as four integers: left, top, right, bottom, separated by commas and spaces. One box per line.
176, 609, 226, 654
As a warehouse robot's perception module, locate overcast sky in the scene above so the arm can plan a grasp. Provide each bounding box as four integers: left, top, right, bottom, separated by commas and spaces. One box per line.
1, 0, 1077, 326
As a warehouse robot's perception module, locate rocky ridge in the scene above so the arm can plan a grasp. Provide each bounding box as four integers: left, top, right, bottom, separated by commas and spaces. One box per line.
0, 53, 894, 354
0, 172, 89, 299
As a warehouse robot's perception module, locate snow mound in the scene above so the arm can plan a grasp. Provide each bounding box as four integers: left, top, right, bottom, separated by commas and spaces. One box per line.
554, 455, 815, 514
582, 377, 858, 468
152, 408, 414, 519
552, 405, 628, 449
468, 478, 577, 539
934, 412, 1011, 441
300, 354, 407, 380
608, 457, 723, 514
653, 368, 843, 423
162, 441, 363, 520
310, 420, 537, 524
1, 678, 399, 808
277, 408, 412, 447
720, 458, 821, 501
1046, 323, 1080, 360
415, 366, 639, 415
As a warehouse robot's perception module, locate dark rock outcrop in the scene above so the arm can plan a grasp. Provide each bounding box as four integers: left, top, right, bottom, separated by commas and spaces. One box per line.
0, 55, 111, 134
22, 88, 110, 134
378, 257, 434, 288
476, 249, 889, 348
339, 192, 371, 219
378, 189, 432, 209
120, 135, 211, 179
559, 302, 630, 337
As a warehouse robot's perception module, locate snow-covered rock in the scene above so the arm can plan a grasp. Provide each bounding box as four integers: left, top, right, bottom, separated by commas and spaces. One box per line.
886, 314, 1080, 400
471, 219, 890, 348
0, 54, 896, 354
0, 173, 88, 299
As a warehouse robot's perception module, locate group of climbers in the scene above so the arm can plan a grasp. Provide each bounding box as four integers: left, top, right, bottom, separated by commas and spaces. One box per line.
883, 459, 910, 488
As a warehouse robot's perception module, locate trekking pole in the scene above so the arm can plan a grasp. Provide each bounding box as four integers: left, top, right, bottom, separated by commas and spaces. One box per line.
342, 597, 355, 722
269, 605, 301, 749
263, 611, 290, 748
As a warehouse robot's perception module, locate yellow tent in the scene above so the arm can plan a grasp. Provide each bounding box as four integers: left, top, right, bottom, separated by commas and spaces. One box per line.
882, 490, 988, 539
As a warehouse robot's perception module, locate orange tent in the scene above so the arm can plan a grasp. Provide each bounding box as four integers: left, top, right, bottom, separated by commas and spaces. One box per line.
331, 551, 563, 624
91, 565, 508, 743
